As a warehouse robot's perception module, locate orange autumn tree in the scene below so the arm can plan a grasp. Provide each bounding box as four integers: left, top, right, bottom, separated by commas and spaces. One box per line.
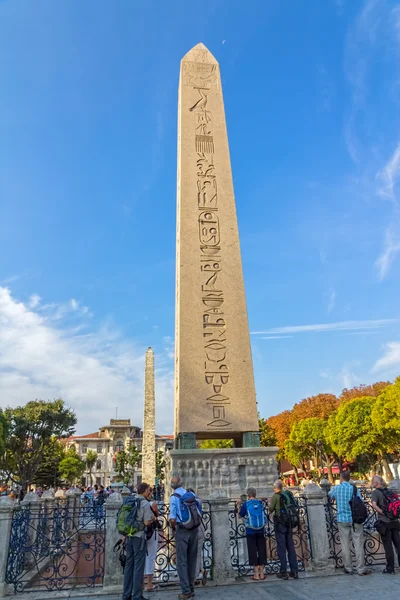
339, 382, 390, 403
292, 393, 339, 421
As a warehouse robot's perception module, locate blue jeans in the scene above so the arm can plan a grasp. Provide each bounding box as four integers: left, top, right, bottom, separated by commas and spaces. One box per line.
122, 536, 146, 600
275, 521, 298, 573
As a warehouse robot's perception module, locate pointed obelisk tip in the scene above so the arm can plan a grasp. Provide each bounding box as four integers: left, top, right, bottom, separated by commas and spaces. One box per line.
182, 42, 218, 65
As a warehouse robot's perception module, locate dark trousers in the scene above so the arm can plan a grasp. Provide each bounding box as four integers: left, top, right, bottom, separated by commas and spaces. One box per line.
275, 521, 298, 573
246, 531, 267, 566
175, 527, 198, 595
381, 521, 400, 573
122, 536, 146, 600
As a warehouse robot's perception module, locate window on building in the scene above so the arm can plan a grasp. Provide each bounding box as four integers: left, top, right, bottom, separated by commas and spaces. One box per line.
82, 443, 88, 454
97, 443, 103, 454
96, 477, 102, 486
96, 460, 102, 470
115, 440, 124, 453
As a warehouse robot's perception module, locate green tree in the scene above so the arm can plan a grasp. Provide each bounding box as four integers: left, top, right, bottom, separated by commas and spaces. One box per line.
372, 378, 400, 439
85, 450, 98, 485
259, 419, 277, 447
199, 439, 234, 449
0, 399, 76, 490
327, 396, 396, 481
285, 417, 337, 483
59, 447, 86, 485
0, 411, 7, 459
156, 450, 166, 483
33, 439, 66, 488
115, 443, 141, 485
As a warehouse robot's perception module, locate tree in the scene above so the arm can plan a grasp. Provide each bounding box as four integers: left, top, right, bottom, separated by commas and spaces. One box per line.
59, 447, 86, 485
327, 396, 396, 481
0, 399, 76, 490
199, 439, 233, 449
114, 443, 141, 485
156, 450, 166, 483
266, 411, 293, 449
372, 378, 400, 438
85, 450, 98, 485
339, 382, 390, 403
259, 419, 277, 447
285, 417, 337, 483
33, 439, 65, 488
0, 411, 7, 460
292, 393, 339, 421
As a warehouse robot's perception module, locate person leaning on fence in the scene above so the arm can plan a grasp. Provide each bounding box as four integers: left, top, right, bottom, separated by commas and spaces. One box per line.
143, 485, 161, 592
239, 487, 267, 581
169, 476, 202, 600
269, 479, 299, 580
371, 475, 400, 575
119, 482, 155, 600
328, 470, 370, 576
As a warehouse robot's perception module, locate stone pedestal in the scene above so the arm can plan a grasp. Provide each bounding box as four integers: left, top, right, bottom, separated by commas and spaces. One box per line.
0, 496, 15, 598
166, 447, 278, 499
103, 492, 123, 591
303, 483, 335, 573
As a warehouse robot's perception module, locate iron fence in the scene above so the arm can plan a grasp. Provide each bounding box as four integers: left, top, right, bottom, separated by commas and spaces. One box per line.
228, 497, 311, 576
6, 500, 105, 594
324, 486, 386, 568
154, 502, 212, 583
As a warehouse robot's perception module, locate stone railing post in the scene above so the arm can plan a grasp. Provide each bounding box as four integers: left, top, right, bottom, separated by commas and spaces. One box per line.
208, 492, 236, 584
303, 483, 334, 573
0, 496, 15, 598
21, 492, 41, 568
388, 478, 400, 494
103, 492, 123, 591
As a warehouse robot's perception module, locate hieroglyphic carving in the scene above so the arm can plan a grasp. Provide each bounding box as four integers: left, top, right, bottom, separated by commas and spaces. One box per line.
188, 76, 232, 430
181, 62, 219, 90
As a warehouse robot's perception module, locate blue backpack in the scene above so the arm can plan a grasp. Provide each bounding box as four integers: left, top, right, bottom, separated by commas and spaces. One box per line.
173, 491, 202, 530
245, 499, 267, 530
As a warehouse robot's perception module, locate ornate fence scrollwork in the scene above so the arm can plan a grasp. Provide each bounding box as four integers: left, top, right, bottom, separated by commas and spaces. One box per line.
229, 497, 311, 576
6, 500, 105, 593
324, 486, 386, 568
154, 502, 213, 584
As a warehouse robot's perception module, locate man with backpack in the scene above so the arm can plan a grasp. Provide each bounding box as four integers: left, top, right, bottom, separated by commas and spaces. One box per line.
371, 475, 400, 575
169, 476, 202, 600
328, 470, 370, 576
269, 479, 299, 580
118, 482, 155, 600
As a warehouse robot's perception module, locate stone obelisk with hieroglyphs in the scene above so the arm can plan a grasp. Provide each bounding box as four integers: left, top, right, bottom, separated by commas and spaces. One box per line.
142, 347, 156, 485
174, 43, 260, 448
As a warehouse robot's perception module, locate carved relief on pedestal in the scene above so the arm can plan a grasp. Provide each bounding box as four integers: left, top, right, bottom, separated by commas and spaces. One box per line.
246, 459, 259, 488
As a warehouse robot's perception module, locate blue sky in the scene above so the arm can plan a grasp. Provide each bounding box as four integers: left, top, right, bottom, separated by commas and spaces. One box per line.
1, 0, 400, 434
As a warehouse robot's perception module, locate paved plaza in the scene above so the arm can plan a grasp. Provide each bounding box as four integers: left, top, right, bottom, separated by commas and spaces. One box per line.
59, 572, 399, 600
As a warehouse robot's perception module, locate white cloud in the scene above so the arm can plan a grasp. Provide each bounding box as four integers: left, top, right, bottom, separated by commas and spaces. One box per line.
373, 341, 400, 372
29, 294, 41, 308
376, 143, 400, 204
339, 363, 359, 389
0, 287, 174, 435
375, 227, 400, 280
328, 290, 336, 313
251, 319, 397, 335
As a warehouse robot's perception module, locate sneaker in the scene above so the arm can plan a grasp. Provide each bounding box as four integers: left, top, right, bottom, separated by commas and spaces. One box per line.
382, 568, 395, 575
358, 570, 371, 576
277, 572, 289, 580
289, 571, 299, 579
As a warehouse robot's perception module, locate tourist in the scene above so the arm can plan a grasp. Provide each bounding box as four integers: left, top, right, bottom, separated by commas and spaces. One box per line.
329, 470, 370, 576
371, 475, 400, 575
143, 485, 160, 592
187, 488, 207, 587
122, 481, 155, 600
269, 479, 298, 580
239, 487, 267, 581
169, 476, 201, 600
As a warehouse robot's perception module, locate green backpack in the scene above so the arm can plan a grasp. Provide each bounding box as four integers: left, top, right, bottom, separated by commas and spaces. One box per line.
116, 496, 143, 536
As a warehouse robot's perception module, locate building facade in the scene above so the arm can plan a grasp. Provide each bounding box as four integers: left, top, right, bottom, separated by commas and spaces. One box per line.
65, 418, 173, 487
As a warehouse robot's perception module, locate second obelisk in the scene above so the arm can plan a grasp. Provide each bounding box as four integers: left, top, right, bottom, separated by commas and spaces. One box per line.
142, 347, 156, 485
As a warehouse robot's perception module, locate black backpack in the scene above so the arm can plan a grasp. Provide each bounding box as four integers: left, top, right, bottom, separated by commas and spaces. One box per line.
279, 490, 300, 529
349, 485, 368, 525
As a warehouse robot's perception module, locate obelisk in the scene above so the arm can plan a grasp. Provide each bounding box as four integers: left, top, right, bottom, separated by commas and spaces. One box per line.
174, 43, 260, 448
142, 347, 156, 485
